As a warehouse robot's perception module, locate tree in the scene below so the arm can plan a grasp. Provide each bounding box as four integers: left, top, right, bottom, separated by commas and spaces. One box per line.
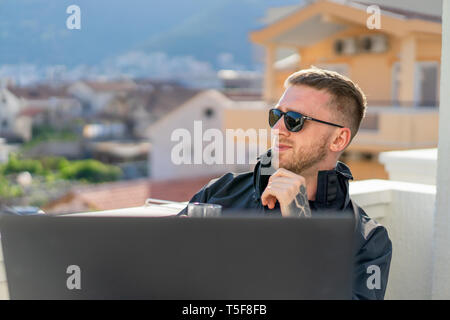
60, 159, 122, 183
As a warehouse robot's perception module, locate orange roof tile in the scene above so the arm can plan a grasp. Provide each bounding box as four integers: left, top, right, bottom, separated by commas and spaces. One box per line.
18, 107, 45, 117
149, 175, 217, 202
74, 179, 151, 211
44, 175, 217, 213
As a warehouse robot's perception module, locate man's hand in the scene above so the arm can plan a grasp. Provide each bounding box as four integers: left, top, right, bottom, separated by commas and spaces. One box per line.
261, 168, 312, 217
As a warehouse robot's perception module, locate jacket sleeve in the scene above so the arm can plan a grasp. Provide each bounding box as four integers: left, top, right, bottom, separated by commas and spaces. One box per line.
352, 210, 393, 300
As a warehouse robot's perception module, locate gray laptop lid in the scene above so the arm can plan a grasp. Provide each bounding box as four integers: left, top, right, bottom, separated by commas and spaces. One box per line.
0, 213, 355, 299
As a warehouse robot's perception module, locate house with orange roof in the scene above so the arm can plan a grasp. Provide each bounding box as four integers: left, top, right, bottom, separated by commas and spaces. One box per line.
251, 0, 442, 106
249, 0, 443, 174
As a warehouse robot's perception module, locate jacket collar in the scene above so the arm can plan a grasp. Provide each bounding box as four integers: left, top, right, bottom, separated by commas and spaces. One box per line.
253, 149, 353, 211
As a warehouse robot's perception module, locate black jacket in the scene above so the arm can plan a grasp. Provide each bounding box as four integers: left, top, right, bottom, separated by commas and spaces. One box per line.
179, 150, 392, 300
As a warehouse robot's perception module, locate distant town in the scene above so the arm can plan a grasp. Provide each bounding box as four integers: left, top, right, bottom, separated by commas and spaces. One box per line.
0, 70, 264, 214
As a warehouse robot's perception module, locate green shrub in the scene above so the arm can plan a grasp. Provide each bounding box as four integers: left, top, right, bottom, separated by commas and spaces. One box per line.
32, 125, 78, 141
2, 153, 44, 175
0, 176, 23, 199
40, 156, 70, 171
60, 159, 122, 183
0, 154, 122, 184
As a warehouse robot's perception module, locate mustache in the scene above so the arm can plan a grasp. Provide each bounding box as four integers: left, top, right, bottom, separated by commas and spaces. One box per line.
275, 140, 293, 146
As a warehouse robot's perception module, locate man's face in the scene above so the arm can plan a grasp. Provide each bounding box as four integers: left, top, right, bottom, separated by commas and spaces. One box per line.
271, 85, 338, 175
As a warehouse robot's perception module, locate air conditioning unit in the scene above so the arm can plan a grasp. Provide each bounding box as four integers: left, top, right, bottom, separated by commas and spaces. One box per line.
334, 37, 357, 55
359, 35, 388, 53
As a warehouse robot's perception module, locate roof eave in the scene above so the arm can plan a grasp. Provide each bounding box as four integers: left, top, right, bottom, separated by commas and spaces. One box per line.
250, 0, 442, 45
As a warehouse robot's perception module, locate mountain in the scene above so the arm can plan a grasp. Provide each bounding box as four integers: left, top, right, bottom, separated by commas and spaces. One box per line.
0, 0, 302, 70
136, 0, 303, 69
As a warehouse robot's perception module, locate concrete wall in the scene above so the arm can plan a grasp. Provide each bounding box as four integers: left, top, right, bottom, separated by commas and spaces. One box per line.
379, 148, 437, 185
350, 179, 437, 299
431, 0, 450, 299
0, 243, 9, 300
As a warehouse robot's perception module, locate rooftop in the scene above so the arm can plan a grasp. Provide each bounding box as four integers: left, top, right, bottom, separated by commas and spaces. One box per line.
43, 175, 217, 214
7, 84, 70, 100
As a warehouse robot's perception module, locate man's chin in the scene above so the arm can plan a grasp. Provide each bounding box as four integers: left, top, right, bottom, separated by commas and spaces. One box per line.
277, 153, 307, 174
277, 156, 292, 171
277, 150, 291, 162
271, 148, 289, 169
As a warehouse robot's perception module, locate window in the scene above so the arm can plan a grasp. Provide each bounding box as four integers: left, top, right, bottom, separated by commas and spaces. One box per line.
391, 62, 400, 105
203, 107, 215, 118
415, 62, 440, 107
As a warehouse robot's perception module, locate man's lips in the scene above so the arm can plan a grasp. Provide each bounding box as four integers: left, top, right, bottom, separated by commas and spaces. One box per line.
274, 143, 292, 151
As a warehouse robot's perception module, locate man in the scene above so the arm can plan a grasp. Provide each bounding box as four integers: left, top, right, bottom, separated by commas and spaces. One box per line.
179, 68, 392, 300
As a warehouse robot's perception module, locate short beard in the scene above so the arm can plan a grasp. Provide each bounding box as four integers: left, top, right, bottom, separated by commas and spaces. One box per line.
278, 137, 329, 175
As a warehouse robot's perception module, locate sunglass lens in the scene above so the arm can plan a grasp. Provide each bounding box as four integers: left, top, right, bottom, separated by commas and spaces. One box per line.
285, 112, 303, 132
269, 109, 282, 127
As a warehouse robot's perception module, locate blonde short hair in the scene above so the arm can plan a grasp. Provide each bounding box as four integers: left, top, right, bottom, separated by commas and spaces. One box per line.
285, 67, 367, 140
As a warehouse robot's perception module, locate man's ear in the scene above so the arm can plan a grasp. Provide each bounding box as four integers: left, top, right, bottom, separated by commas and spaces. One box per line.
329, 127, 352, 152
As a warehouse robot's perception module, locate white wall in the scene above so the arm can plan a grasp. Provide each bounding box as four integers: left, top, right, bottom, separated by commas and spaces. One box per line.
350, 180, 436, 299
379, 148, 437, 185
0, 243, 9, 300
431, 0, 450, 299
149, 91, 236, 180
0, 88, 22, 133
0, 138, 8, 163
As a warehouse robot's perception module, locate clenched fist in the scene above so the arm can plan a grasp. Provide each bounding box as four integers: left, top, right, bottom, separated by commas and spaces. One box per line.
261, 168, 312, 217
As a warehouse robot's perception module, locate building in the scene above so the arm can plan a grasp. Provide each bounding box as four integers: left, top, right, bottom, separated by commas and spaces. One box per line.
42, 179, 152, 214
147, 89, 269, 180
0, 86, 31, 142
67, 80, 138, 116
249, 0, 443, 177
6, 83, 82, 133
251, 0, 442, 106
217, 69, 263, 95
122, 82, 201, 140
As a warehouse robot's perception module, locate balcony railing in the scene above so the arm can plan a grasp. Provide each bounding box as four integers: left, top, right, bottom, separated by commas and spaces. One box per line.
349, 106, 439, 152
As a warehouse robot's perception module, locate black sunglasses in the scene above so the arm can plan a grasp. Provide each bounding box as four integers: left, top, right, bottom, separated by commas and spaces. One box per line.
269, 108, 344, 132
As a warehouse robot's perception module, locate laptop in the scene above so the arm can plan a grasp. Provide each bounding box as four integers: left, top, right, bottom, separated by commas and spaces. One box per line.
0, 212, 355, 299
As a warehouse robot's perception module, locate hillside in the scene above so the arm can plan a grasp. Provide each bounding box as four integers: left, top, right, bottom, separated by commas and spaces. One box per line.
0, 0, 302, 70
